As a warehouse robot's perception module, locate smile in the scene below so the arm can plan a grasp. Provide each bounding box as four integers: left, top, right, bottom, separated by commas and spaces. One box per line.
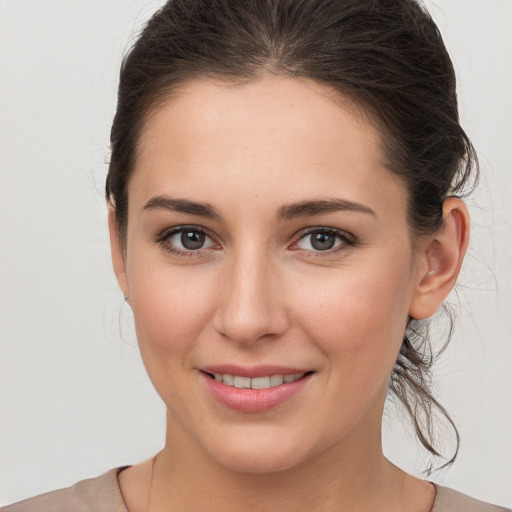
202, 369, 313, 412
208, 373, 306, 389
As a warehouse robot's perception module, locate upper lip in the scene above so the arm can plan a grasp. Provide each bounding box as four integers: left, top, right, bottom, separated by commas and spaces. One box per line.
200, 365, 312, 378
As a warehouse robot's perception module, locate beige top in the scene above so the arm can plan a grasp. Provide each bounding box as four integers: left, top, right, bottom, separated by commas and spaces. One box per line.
2, 467, 510, 512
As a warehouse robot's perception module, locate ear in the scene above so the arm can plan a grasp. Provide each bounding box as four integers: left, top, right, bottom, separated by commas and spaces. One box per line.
108, 207, 130, 300
409, 197, 470, 320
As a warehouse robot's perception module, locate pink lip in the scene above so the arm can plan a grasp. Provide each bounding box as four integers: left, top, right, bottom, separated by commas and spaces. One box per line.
200, 368, 313, 413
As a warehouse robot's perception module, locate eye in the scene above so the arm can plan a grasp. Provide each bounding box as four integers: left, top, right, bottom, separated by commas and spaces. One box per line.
169, 229, 213, 250
295, 228, 353, 252
157, 226, 217, 256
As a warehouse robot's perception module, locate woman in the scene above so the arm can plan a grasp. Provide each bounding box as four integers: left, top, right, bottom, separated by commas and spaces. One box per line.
2, 0, 510, 510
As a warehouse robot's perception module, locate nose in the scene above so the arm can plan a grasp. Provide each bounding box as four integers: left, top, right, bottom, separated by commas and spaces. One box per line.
213, 248, 289, 345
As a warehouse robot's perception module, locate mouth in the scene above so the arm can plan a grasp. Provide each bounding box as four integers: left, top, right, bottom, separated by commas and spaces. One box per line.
200, 368, 314, 412
203, 371, 310, 389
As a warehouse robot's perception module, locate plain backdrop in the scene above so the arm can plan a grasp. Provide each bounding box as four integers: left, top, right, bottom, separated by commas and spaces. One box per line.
1, 0, 511, 507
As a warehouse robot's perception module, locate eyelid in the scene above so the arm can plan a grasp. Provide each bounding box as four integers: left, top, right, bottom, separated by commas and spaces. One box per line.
155, 224, 356, 258
156, 224, 221, 257
290, 226, 356, 254
156, 224, 209, 241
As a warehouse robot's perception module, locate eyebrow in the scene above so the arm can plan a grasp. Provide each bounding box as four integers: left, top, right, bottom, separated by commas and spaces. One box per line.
143, 196, 223, 221
143, 195, 375, 221
276, 198, 376, 220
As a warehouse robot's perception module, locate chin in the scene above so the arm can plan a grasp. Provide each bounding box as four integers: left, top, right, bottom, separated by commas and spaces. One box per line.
215, 449, 303, 474
202, 428, 314, 474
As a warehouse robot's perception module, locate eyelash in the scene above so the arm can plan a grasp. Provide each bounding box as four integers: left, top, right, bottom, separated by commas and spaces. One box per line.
156, 225, 356, 258
156, 225, 218, 258
293, 227, 356, 256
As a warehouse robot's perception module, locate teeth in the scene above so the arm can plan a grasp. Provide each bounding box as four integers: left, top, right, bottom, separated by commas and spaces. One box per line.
270, 375, 284, 386
251, 376, 270, 389
223, 374, 234, 386
212, 372, 306, 389
233, 376, 251, 388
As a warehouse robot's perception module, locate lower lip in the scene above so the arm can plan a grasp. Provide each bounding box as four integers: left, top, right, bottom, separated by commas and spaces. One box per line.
201, 372, 312, 413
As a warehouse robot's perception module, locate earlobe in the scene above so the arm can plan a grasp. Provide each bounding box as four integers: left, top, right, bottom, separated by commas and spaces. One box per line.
108, 207, 130, 300
409, 198, 470, 320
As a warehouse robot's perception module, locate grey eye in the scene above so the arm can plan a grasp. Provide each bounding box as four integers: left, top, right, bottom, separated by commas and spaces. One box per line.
297, 230, 344, 251
169, 229, 213, 250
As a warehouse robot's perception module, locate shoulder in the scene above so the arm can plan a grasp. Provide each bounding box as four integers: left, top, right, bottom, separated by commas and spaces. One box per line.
433, 484, 511, 512
1, 467, 128, 512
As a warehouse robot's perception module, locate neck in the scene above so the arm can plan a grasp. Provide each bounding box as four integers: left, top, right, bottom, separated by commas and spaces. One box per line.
149, 409, 416, 512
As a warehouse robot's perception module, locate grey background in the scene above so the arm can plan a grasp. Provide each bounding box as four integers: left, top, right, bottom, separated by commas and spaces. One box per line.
1, 0, 511, 506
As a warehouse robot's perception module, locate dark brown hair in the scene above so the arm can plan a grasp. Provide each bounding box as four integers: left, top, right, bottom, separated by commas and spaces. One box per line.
106, 0, 477, 471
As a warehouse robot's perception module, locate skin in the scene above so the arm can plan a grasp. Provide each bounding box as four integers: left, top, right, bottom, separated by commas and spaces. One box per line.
110, 75, 469, 512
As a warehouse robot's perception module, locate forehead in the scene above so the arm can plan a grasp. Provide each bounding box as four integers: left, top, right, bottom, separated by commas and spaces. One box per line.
131, 75, 406, 219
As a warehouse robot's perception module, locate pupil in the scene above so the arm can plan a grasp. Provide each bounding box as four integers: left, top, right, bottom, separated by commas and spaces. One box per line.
181, 231, 205, 250
311, 232, 335, 250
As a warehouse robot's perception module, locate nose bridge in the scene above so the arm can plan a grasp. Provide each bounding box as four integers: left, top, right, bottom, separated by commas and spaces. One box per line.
215, 242, 287, 344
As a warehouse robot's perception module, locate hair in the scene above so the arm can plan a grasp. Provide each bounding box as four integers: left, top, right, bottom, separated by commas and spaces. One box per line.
106, 0, 478, 471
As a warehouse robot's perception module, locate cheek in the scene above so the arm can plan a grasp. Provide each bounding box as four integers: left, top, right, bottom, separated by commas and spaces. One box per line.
126, 256, 217, 365
293, 258, 413, 376
290, 263, 413, 438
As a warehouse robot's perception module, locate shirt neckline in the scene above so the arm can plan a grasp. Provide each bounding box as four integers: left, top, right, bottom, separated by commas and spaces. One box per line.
113, 466, 440, 512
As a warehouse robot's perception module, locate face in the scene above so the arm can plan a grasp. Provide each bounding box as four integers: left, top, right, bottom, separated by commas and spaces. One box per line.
113, 75, 426, 473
